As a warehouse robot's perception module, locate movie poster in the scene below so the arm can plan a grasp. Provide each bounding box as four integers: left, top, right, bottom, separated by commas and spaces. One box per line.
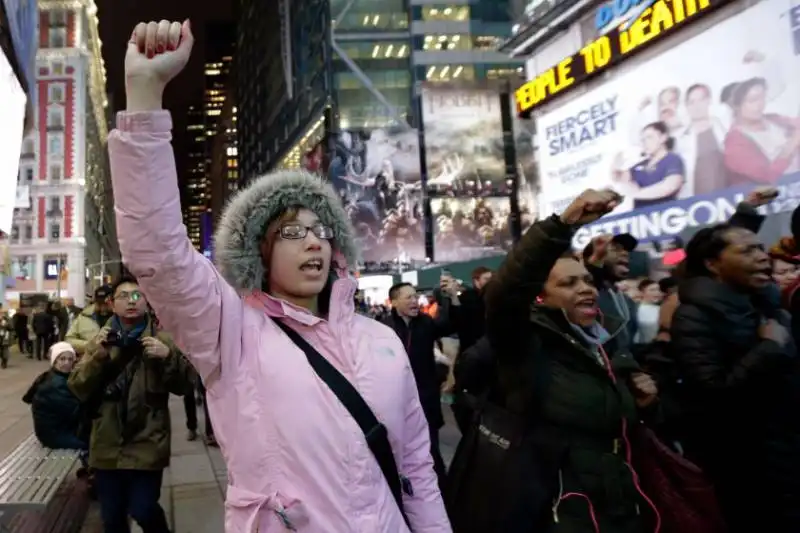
326, 127, 425, 264
536, 0, 800, 248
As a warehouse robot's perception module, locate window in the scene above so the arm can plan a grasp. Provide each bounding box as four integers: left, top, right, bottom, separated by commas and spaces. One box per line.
47, 107, 64, 128
21, 138, 34, 155
48, 84, 65, 103
22, 167, 33, 183
51, 61, 64, 76
49, 164, 61, 181
49, 196, 61, 214
421, 6, 470, 21
473, 36, 504, 50
49, 27, 66, 48
10, 226, 19, 241
423, 35, 471, 51
11, 256, 35, 280
49, 9, 66, 26
49, 223, 61, 242
23, 225, 32, 241
48, 135, 63, 156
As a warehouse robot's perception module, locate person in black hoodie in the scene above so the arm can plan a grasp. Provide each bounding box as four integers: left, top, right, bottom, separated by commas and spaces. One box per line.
23, 342, 86, 451
386, 279, 459, 485
32, 304, 55, 361
671, 222, 800, 533
459, 188, 658, 533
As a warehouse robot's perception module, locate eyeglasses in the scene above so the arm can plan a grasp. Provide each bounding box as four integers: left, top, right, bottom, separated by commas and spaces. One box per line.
278, 222, 334, 241
114, 290, 142, 302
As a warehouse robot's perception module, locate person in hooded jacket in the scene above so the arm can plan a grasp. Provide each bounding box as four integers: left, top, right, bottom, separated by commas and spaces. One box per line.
477, 189, 659, 533
23, 342, 86, 451
109, 20, 449, 533
66, 285, 114, 356
670, 223, 800, 533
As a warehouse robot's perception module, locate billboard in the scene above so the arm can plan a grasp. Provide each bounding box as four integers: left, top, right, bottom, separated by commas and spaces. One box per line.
0, 52, 27, 234
421, 84, 508, 196
2, 0, 37, 94
327, 127, 425, 264
536, 0, 800, 248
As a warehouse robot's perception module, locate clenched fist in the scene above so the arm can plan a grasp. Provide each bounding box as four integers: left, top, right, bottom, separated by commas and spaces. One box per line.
560, 189, 622, 226
125, 19, 194, 111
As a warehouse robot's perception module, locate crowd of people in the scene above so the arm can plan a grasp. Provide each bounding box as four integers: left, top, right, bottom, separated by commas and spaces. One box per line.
7, 17, 800, 533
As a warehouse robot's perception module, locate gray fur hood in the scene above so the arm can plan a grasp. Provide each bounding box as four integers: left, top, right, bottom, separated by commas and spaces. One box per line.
213, 169, 359, 292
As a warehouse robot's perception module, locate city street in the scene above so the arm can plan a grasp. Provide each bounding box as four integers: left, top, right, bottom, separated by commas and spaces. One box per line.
0, 347, 462, 533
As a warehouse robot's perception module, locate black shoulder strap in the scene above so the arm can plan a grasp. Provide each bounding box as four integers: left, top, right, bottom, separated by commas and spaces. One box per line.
274, 320, 410, 525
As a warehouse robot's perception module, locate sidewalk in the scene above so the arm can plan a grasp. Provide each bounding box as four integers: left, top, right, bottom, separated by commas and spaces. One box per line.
81, 395, 227, 533
0, 347, 50, 458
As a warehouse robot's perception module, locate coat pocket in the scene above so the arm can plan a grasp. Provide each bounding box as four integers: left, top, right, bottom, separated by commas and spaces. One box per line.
225, 484, 310, 532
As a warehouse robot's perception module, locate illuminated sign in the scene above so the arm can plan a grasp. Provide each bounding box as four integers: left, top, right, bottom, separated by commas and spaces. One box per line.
595, 0, 657, 35
516, 0, 729, 117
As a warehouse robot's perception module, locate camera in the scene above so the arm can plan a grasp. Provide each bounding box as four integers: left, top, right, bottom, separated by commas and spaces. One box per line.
101, 329, 140, 349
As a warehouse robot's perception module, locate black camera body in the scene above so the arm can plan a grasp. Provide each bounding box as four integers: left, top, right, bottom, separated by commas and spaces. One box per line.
102, 329, 141, 349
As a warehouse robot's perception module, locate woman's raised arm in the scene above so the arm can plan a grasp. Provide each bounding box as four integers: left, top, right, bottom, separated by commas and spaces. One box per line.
110, 20, 241, 382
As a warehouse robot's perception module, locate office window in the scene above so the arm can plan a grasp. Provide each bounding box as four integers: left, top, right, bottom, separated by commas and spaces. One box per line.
473, 36, 504, 50
47, 107, 64, 128
49, 84, 65, 103
421, 6, 470, 21
423, 35, 471, 51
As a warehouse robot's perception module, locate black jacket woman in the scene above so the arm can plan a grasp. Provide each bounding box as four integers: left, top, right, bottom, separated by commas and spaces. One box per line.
483, 189, 659, 533
670, 223, 800, 533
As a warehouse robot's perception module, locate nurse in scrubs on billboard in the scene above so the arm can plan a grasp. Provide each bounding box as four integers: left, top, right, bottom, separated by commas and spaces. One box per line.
612, 120, 687, 209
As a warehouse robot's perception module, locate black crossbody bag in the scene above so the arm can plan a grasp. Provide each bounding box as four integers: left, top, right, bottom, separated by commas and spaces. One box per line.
274, 321, 410, 526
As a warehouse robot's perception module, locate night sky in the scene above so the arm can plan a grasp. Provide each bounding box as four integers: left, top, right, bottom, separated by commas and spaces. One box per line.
95, 0, 234, 182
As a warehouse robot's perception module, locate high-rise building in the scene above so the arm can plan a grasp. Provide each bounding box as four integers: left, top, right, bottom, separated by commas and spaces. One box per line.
184, 104, 206, 250
183, 22, 235, 254
236, 0, 523, 175
209, 94, 238, 232
2, 0, 115, 307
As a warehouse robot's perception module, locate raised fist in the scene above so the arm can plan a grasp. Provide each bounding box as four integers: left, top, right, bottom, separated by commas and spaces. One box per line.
560, 189, 622, 226
126, 20, 194, 91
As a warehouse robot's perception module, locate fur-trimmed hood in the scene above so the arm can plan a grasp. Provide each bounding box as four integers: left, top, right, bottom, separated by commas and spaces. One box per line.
213, 170, 359, 293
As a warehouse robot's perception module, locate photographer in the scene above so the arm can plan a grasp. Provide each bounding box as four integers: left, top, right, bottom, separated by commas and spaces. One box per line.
68, 275, 191, 533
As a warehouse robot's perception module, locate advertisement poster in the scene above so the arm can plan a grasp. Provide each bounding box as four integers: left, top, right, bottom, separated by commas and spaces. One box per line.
430, 197, 516, 262
536, 0, 800, 248
2, 0, 37, 95
327, 127, 425, 264
0, 53, 27, 234
421, 84, 507, 196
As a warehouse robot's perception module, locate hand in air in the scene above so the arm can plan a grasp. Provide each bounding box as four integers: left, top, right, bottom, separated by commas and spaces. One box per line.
560, 189, 622, 226
125, 20, 194, 91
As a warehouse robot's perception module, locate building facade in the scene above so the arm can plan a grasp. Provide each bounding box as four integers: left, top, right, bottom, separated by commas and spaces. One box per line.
3, 0, 114, 307
505, 0, 800, 249
209, 94, 239, 233
183, 22, 235, 254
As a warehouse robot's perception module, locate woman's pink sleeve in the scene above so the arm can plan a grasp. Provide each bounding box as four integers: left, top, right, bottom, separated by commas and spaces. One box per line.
109, 111, 240, 382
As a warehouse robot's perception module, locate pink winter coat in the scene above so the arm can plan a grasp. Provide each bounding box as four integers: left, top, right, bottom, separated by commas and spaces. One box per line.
109, 111, 451, 532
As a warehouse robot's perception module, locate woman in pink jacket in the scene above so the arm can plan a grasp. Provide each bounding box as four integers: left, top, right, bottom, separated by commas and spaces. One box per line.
112, 19, 451, 532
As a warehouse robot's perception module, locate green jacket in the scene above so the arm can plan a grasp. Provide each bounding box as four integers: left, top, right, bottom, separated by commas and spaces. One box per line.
65, 305, 109, 355
67, 317, 191, 470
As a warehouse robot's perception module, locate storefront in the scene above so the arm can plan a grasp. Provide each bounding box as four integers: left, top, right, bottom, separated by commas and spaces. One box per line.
514, 0, 800, 248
